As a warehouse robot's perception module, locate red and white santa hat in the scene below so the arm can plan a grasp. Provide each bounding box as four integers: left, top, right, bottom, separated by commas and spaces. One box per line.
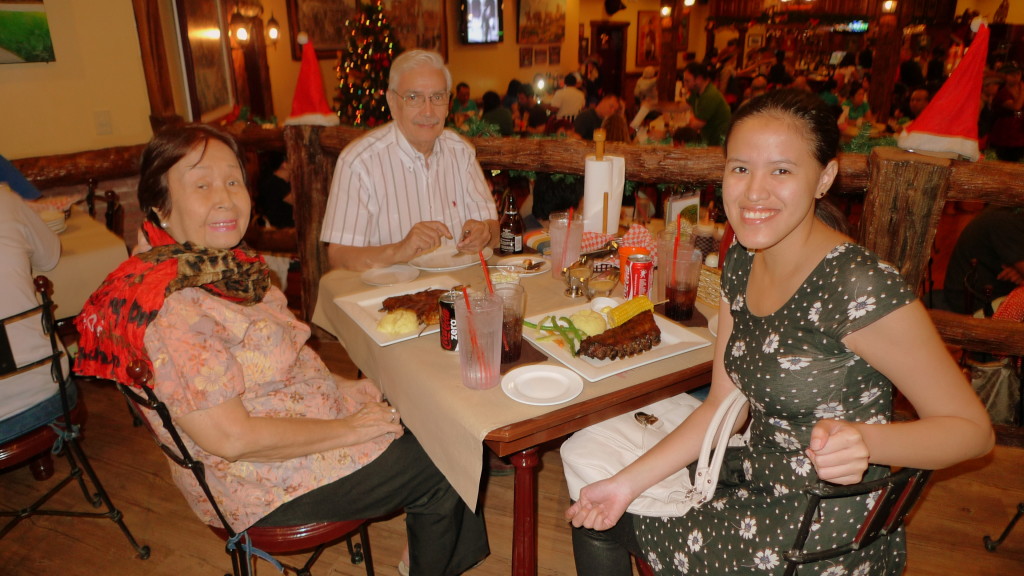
285, 35, 340, 127
897, 19, 989, 161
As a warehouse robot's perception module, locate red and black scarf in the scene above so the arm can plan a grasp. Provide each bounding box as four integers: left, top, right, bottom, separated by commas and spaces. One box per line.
74, 221, 270, 386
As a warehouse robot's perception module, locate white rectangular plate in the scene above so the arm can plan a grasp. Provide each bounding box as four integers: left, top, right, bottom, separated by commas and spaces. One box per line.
334, 274, 463, 347
522, 305, 712, 382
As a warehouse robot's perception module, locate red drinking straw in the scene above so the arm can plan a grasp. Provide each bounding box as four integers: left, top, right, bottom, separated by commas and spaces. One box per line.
461, 286, 490, 383
479, 251, 494, 294
671, 214, 683, 285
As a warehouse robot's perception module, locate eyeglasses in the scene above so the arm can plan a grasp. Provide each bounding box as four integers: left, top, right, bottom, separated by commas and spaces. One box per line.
390, 90, 451, 108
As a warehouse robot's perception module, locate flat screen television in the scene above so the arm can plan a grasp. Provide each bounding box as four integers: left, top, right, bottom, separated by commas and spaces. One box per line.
459, 0, 503, 45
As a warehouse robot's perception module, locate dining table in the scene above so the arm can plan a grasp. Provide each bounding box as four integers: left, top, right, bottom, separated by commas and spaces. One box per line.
34, 207, 128, 320
311, 255, 717, 576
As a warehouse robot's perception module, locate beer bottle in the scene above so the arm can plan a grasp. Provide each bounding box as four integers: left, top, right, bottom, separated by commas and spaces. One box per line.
498, 190, 524, 255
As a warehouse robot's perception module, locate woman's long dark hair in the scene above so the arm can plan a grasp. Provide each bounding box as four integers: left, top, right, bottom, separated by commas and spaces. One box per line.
724, 89, 841, 167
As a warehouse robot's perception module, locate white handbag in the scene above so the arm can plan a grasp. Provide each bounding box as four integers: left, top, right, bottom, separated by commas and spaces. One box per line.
561, 389, 748, 517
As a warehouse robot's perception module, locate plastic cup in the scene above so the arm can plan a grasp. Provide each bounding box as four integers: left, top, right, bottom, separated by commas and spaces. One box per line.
454, 291, 503, 390
664, 247, 703, 322
656, 229, 694, 305
494, 283, 526, 364
549, 211, 584, 279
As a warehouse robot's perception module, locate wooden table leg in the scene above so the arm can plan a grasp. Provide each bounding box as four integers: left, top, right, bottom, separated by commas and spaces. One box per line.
510, 447, 540, 576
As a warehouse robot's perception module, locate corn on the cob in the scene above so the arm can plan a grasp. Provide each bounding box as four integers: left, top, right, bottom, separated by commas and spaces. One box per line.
608, 295, 654, 327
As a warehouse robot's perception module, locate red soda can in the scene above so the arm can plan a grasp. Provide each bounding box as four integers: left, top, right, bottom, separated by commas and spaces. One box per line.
624, 254, 654, 300
438, 290, 459, 351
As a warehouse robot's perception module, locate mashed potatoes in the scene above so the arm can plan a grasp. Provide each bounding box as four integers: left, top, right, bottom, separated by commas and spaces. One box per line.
377, 309, 419, 335
570, 309, 607, 337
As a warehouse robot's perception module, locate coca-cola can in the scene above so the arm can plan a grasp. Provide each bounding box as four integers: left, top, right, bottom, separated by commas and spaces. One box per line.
624, 254, 654, 300
438, 291, 459, 351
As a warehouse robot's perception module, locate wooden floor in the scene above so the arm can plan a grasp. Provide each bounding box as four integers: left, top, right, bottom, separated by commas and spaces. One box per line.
1, 332, 1021, 575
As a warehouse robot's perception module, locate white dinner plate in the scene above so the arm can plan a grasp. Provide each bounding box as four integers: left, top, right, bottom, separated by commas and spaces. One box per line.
708, 314, 719, 338
501, 365, 584, 406
494, 256, 551, 276
333, 274, 462, 347
360, 264, 420, 287
522, 305, 712, 382
409, 247, 493, 272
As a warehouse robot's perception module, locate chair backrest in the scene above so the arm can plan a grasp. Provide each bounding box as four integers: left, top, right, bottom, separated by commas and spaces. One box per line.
783, 467, 932, 575
117, 360, 240, 539
85, 178, 125, 238
0, 277, 65, 389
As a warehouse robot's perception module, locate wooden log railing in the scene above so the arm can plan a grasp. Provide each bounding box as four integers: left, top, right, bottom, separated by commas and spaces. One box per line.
13, 127, 1024, 368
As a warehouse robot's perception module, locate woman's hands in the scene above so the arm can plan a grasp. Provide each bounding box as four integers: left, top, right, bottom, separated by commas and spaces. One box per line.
564, 477, 634, 531
806, 419, 870, 485
341, 400, 405, 446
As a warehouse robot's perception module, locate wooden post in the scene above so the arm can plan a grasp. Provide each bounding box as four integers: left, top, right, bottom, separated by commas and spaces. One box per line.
285, 125, 332, 322
861, 147, 951, 292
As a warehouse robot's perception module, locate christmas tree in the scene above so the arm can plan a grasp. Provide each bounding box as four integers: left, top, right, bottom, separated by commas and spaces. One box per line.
335, 0, 402, 127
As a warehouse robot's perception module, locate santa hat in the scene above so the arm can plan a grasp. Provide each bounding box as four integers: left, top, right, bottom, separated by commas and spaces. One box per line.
285, 36, 340, 127
897, 19, 989, 161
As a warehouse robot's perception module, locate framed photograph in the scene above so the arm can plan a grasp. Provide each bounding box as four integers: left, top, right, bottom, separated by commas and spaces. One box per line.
383, 0, 447, 60
534, 47, 547, 65
517, 0, 566, 45
549, 45, 560, 65
747, 34, 764, 50
286, 0, 357, 60
0, 0, 56, 63
175, 0, 236, 123
636, 10, 660, 67
519, 46, 533, 68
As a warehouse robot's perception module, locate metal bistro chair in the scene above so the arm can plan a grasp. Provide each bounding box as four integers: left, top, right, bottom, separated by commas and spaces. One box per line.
119, 360, 374, 576
782, 467, 932, 576
0, 276, 149, 558
630, 467, 932, 576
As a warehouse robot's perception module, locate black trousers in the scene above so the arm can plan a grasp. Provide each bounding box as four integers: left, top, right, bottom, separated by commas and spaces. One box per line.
570, 509, 644, 576
256, 432, 489, 576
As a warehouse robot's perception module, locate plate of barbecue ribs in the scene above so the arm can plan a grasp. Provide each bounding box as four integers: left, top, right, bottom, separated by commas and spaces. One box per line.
334, 275, 462, 347
522, 305, 712, 382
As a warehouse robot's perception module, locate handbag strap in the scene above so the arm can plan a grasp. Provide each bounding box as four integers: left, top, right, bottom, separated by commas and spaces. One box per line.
689, 388, 748, 505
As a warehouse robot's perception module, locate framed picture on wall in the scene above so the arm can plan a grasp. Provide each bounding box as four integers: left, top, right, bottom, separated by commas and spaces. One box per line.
0, 0, 56, 63
517, 0, 566, 44
285, 0, 357, 60
747, 34, 764, 50
175, 0, 236, 122
382, 0, 447, 60
578, 37, 588, 64
636, 10, 660, 67
549, 45, 561, 65
534, 47, 547, 65
519, 46, 533, 68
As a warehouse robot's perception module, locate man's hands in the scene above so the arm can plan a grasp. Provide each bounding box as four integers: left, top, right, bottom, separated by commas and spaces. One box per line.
998, 264, 1024, 286
457, 219, 492, 253
396, 221, 454, 262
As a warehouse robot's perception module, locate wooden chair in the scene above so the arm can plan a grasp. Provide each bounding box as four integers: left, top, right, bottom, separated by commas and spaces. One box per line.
0, 277, 150, 559
119, 360, 374, 576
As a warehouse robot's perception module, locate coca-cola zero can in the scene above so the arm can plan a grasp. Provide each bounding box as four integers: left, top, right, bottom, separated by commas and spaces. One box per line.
624, 254, 654, 300
438, 290, 459, 351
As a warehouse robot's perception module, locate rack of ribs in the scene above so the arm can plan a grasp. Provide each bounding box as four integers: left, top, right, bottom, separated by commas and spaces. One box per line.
578, 310, 661, 360
380, 288, 447, 325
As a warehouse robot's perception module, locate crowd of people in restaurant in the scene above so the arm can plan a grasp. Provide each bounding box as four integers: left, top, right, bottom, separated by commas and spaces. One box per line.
2, 17, 1016, 571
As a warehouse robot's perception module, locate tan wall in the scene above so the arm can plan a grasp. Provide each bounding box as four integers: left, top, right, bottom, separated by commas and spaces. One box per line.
0, 0, 152, 159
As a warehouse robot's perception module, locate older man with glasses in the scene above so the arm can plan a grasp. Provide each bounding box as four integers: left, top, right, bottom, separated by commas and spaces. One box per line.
322, 50, 499, 271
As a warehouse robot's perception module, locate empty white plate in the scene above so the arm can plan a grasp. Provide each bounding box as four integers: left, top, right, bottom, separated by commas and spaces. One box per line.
360, 264, 420, 286
501, 364, 584, 406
